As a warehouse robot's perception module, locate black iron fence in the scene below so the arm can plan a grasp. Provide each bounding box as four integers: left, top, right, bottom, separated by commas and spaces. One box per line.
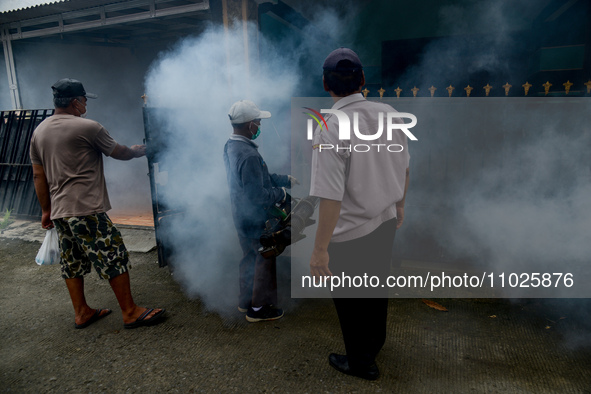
142, 107, 183, 267
0, 109, 54, 218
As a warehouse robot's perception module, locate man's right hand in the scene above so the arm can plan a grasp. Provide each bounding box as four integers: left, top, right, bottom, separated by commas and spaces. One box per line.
41, 211, 54, 229
310, 248, 332, 278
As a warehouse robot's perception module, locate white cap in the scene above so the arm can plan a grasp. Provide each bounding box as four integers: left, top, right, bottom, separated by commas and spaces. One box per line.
228, 100, 271, 124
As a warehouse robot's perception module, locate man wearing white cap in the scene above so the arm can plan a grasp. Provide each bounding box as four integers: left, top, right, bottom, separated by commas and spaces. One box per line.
223, 100, 296, 322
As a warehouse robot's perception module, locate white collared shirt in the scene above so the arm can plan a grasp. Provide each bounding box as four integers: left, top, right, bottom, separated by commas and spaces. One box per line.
310, 93, 410, 242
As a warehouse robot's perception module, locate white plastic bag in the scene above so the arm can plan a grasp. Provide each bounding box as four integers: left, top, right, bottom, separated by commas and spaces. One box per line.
35, 228, 60, 265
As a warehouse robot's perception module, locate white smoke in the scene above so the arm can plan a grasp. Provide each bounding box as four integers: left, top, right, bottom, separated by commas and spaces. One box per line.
143, 5, 358, 315
143, 23, 296, 314
387, 0, 591, 348
448, 120, 591, 277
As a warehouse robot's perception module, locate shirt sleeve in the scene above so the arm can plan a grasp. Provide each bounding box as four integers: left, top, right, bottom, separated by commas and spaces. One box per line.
93, 125, 118, 156
241, 156, 285, 208
390, 108, 411, 167
309, 117, 348, 201
29, 135, 42, 165
270, 173, 289, 187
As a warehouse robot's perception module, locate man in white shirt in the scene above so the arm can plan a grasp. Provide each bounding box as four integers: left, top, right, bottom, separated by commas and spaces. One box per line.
309, 48, 410, 380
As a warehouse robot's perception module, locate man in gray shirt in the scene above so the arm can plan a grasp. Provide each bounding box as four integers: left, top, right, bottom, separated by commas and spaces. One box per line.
31, 78, 165, 330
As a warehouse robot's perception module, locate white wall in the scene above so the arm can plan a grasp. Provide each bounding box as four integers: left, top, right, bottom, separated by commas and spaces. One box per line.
6, 40, 166, 215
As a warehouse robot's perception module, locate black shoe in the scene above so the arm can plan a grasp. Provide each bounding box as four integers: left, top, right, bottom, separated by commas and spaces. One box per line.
328, 353, 379, 381
245, 305, 284, 322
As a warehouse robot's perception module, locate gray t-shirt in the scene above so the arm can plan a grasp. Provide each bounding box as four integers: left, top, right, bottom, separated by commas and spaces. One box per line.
30, 114, 118, 220
310, 93, 410, 242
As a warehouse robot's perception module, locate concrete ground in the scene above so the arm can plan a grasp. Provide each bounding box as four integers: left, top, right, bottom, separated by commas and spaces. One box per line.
1, 220, 590, 393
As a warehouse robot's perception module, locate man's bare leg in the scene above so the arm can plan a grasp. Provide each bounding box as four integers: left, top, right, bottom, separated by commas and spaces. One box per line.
108, 272, 162, 324
65, 277, 110, 325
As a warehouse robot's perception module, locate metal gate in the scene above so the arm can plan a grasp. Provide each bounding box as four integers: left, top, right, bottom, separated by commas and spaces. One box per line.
142, 106, 183, 268
0, 109, 54, 218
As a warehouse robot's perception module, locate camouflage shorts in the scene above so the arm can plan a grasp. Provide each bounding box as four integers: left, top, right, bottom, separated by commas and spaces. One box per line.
53, 213, 130, 280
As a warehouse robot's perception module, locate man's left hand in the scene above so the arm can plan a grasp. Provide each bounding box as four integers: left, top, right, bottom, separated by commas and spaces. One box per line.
41, 211, 54, 229
288, 175, 300, 188
130, 145, 146, 158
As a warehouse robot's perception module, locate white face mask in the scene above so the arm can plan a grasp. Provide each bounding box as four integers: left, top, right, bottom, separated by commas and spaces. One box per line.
77, 99, 87, 118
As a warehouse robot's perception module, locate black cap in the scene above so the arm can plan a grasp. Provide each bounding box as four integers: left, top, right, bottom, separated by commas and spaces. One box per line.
51, 78, 97, 99
322, 47, 363, 71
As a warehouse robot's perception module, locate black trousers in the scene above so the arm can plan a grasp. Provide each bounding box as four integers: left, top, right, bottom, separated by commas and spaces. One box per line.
329, 218, 397, 368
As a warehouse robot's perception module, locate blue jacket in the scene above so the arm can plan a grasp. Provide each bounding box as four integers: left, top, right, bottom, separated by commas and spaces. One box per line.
223, 135, 289, 238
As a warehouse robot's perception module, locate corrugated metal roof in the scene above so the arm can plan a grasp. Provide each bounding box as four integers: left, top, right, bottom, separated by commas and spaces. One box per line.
1, 0, 211, 47
1, 0, 67, 14
0, 0, 132, 22
0, 0, 69, 14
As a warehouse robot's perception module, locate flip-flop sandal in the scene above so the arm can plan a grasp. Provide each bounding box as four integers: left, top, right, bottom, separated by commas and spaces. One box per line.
74, 308, 112, 329
123, 308, 166, 329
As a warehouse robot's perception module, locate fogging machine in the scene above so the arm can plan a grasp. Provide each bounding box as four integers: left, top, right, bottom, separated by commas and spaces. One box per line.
259, 194, 319, 258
